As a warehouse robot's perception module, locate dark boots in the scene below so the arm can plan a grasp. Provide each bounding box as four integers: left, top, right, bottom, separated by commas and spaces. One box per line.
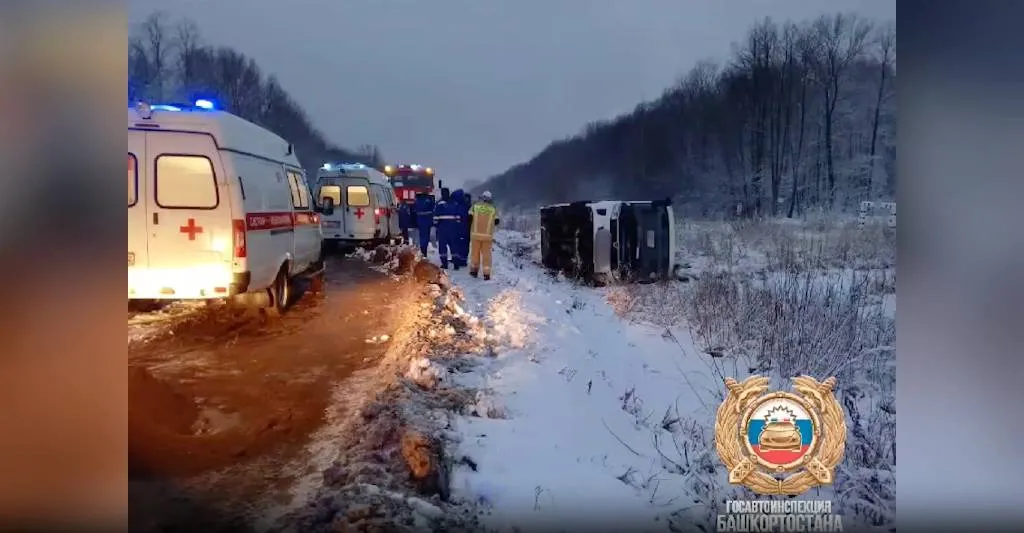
467, 270, 490, 280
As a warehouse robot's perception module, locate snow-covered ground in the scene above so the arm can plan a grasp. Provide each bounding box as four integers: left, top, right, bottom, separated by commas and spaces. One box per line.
433, 217, 896, 531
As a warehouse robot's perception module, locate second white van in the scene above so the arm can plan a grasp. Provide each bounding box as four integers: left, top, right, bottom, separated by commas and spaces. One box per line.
315, 163, 400, 247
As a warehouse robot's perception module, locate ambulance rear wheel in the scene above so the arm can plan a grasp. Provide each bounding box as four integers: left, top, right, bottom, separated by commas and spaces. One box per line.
264, 267, 290, 317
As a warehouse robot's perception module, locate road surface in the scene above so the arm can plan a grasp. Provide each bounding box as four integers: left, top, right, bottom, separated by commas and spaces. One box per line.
128, 256, 415, 532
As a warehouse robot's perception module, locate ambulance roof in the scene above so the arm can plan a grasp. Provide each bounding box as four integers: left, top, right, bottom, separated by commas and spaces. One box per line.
317, 164, 388, 183
128, 106, 300, 167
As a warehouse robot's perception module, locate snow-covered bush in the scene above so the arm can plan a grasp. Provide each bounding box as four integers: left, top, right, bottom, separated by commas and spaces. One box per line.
686, 268, 895, 380
604, 281, 688, 327
497, 229, 541, 270
499, 211, 541, 233
677, 217, 896, 272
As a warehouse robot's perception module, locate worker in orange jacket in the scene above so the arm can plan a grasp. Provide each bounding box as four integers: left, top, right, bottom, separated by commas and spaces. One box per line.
467, 191, 499, 280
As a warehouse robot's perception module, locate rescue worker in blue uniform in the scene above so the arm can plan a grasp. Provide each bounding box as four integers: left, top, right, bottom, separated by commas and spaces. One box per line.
432, 188, 462, 269
449, 189, 470, 268
397, 201, 412, 244
414, 192, 434, 257
465, 193, 474, 264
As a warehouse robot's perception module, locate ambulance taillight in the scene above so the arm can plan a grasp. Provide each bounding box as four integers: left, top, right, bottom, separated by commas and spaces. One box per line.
232, 219, 247, 258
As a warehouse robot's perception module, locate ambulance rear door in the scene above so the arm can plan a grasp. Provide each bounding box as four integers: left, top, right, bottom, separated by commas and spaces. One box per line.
340, 177, 375, 240
128, 131, 148, 294
143, 130, 234, 297
315, 176, 344, 240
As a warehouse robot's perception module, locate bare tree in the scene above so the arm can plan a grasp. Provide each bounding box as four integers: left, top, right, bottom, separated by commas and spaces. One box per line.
868, 21, 895, 193
174, 19, 203, 101
806, 13, 872, 208
786, 22, 816, 218
128, 36, 151, 102
138, 11, 175, 101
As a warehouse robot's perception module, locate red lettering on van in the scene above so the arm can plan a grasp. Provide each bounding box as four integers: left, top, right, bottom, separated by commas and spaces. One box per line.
245, 212, 295, 231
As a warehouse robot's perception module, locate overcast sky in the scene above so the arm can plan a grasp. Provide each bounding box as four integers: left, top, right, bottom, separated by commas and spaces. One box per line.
129, 0, 895, 187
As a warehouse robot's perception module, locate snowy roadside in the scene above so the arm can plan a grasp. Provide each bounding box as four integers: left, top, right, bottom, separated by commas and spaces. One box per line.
428, 219, 897, 532
441, 232, 721, 531
270, 245, 487, 533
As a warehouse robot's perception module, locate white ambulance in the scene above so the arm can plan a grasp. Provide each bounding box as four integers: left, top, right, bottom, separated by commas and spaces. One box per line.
314, 163, 400, 247
128, 100, 325, 316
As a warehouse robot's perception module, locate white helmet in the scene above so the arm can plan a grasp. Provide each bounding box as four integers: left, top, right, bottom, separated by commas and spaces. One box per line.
481, 190, 493, 201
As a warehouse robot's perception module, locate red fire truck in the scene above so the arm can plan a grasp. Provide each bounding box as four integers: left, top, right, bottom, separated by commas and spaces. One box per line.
384, 164, 436, 204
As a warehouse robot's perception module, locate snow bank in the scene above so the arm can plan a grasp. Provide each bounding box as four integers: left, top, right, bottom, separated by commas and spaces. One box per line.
271, 254, 486, 533
446, 242, 722, 531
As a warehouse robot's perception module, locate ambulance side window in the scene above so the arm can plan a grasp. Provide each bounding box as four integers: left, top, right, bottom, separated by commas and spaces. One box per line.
128, 153, 138, 207
286, 171, 309, 209
373, 185, 387, 207
155, 155, 218, 209
285, 172, 301, 207
296, 174, 311, 209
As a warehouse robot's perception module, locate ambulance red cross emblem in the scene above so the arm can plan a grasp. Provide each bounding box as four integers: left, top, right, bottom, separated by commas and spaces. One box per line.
354, 207, 365, 219
179, 218, 203, 240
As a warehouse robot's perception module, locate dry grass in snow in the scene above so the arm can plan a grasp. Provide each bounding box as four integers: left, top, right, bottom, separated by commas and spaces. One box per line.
677, 217, 896, 273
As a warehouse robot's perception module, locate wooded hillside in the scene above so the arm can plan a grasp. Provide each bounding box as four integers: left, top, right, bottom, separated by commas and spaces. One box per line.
476, 14, 896, 218
128, 12, 383, 177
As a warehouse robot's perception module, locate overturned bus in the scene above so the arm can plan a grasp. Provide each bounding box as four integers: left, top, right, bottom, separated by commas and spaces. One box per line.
539, 200, 680, 285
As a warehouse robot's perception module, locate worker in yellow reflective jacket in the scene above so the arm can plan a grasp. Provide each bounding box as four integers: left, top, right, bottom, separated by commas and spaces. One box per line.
467, 190, 500, 280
